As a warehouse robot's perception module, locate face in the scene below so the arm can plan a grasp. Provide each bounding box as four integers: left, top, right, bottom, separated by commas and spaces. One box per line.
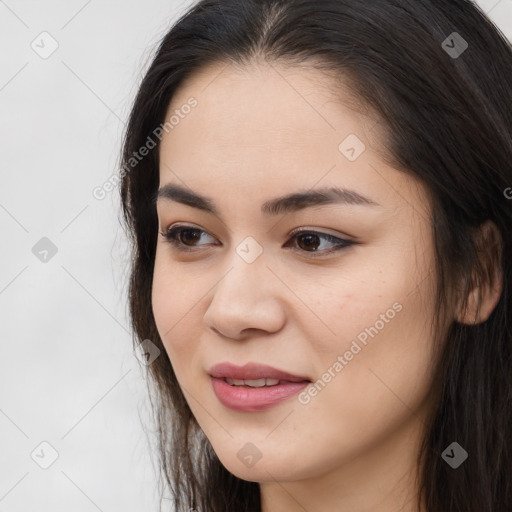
152, 60, 442, 488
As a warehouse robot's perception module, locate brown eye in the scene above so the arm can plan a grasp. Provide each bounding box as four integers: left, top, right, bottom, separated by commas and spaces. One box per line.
296, 233, 322, 252
159, 225, 216, 251
286, 230, 354, 257
176, 228, 202, 246
159, 224, 354, 257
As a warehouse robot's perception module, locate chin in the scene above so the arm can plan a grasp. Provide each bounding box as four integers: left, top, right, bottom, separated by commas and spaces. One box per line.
213, 447, 312, 483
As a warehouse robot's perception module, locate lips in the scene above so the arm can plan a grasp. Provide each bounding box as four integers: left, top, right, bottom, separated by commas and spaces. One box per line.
208, 362, 311, 383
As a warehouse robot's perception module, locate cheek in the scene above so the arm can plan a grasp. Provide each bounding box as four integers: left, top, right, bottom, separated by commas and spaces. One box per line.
289, 283, 437, 476
325, 277, 435, 406
301, 243, 437, 406
151, 252, 202, 366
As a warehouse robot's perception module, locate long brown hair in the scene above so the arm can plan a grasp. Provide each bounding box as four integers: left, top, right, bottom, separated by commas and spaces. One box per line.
119, 1, 512, 510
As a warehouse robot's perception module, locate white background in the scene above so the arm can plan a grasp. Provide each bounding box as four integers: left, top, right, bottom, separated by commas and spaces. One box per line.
1, 1, 511, 511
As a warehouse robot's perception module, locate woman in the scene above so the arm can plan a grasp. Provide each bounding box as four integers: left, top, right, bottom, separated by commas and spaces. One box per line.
119, 1, 512, 510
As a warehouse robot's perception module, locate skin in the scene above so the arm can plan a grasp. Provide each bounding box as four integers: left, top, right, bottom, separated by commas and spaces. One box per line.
151, 60, 498, 511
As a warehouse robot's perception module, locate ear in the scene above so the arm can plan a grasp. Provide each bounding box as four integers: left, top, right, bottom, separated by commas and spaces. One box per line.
456, 220, 503, 325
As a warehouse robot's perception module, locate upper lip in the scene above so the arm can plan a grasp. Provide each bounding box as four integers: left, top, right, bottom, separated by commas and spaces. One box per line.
208, 362, 311, 382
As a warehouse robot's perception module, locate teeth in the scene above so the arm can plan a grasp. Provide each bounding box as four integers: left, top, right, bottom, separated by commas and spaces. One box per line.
225, 378, 281, 387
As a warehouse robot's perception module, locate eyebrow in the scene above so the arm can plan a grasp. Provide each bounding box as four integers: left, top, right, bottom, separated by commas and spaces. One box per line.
154, 183, 380, 217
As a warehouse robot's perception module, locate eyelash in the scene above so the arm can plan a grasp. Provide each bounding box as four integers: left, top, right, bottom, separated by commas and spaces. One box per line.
158, 224, 355, 258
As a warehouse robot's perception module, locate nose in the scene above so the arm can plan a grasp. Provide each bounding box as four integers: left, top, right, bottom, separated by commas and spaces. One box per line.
203, 255, 287, 340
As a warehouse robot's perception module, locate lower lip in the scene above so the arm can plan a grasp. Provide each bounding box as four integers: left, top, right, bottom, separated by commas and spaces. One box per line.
210, 377, 310, 412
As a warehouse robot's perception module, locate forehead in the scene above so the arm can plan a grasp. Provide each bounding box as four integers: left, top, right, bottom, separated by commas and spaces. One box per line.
157, 60, 413, 211
166, 61, 371, 141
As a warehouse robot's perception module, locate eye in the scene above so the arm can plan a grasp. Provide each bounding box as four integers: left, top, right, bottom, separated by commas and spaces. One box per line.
285, 228, 355, 257
159, 225, 216, 252
159, 224, 355, 257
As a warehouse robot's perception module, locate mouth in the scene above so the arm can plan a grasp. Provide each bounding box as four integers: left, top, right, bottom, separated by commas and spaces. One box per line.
208, 361, 312, 384
208, 362, 312, 412
223, 377, 308, 387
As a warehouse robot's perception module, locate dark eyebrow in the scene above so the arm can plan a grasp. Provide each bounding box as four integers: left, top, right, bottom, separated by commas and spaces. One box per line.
154, 183, 379, 217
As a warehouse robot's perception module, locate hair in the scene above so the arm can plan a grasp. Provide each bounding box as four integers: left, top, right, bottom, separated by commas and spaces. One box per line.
118, 1, 512, 511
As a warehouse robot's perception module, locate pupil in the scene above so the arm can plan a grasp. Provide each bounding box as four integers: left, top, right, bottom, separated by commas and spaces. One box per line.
298, 233, 320, 251
181, 229, 200, 245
